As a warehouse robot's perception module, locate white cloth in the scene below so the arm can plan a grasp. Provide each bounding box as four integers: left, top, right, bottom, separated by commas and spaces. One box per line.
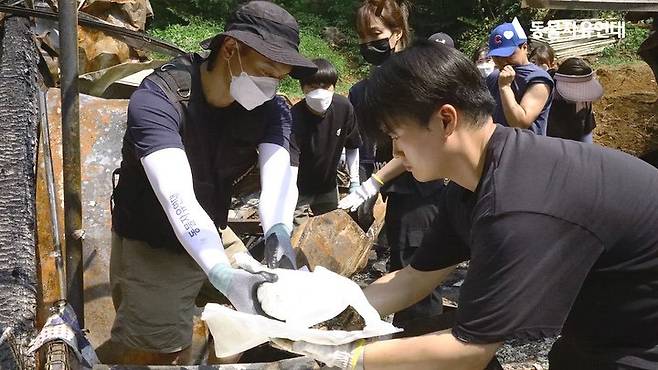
202, 253, 401, 357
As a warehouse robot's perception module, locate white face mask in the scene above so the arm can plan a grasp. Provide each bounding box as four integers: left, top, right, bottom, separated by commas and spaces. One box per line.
476, 61, 495, 78
227, 46, 279, 110
304, 88, 334, 113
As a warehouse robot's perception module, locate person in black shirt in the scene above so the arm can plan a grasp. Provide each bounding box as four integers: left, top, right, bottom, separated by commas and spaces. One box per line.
290, 59, 361, 222
276, 40, 658, 370
343, 0, 446, 326
547, 57, 603, 143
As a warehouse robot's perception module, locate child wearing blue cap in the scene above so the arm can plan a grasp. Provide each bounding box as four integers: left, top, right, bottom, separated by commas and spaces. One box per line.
485, 18, 554, 135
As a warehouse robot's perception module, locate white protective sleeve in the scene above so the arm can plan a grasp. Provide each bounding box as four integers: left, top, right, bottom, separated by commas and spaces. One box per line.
141, 148, 228, 273
258, 143, 298, 233
345, 148, 360, 184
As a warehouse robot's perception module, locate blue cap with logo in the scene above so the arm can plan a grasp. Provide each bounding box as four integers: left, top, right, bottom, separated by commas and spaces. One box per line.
487, 18, 528, 58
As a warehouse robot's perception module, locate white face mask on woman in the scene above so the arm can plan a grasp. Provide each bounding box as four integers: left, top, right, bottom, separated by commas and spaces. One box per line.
476, 61, 496, 78
304, 88, 334, 113
227, 45, 279, 110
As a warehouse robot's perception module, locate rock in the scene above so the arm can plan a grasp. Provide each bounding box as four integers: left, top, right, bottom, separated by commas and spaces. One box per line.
292, 204, 385, 277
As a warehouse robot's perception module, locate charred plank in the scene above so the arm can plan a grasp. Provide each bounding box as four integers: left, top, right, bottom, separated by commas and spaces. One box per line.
0, 15, 41, 370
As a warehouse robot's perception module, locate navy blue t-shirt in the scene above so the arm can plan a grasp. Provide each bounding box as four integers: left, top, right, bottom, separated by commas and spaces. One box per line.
126, 78, 292, 161
486, 63, 554, 135
113, 56, 295, 249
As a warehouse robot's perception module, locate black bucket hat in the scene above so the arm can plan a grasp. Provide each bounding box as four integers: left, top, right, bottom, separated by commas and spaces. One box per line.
200, 1, 317, 79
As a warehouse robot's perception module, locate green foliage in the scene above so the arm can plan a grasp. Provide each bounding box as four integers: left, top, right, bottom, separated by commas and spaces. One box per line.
145, 1, 647, 97
149, 0, 238, 29
278, 27, 363, 97
596, 24, 649, 66
148, 17, 223, 53
454, 1, 547, 60
147, 1, 367, 98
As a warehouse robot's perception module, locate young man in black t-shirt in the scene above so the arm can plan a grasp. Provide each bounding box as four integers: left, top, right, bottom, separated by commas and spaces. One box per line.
290, 58, 362, 223
272, 41, 658, 370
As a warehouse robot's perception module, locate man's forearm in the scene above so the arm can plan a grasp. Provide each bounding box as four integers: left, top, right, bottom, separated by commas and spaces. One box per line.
499, 86, 532, 129
364, 265, 456, 316
346, 148, 360, 184
363, 330, 500, 370
258, 143, 297, 232
374, 158, 406, 183
142, 148, 229, 273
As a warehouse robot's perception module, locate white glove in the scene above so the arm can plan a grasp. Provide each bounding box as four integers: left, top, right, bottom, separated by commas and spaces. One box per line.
338, 177, 381, 212
273, 338, 366, 370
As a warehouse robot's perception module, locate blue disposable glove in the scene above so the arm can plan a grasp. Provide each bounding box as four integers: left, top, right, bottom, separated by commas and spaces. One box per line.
264, 223, 297, 270
208, 262, 277, 314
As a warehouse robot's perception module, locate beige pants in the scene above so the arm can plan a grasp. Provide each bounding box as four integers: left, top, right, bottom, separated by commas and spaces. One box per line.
109, 227, 246, 353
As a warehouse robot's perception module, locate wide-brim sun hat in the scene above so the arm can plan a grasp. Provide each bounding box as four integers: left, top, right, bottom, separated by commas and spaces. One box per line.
200, 1, 317, 79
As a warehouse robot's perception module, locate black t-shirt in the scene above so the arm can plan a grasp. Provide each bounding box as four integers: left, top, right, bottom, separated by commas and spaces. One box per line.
547, 98, 596, 141
348, 79, 377, 164
290, 94, 361, 195
411, 125, 658, 369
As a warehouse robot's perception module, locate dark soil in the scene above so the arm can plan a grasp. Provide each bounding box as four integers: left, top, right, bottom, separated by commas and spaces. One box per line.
594, 63, 658, 157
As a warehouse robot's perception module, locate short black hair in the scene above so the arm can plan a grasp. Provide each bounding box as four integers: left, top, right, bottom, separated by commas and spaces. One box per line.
365, 39, 496, 134
529, 44, 556, 66
471, 44, 489, 63
299, 58, 338, 87
557, 57, 592, 76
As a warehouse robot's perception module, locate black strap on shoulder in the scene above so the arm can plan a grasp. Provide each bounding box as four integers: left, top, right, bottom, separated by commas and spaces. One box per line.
147, 54, 195, 121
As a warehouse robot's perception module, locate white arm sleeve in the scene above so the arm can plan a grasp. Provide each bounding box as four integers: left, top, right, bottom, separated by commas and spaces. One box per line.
345, 148, 360, 184
141, 148, 228, 273
258, 143, 298, 233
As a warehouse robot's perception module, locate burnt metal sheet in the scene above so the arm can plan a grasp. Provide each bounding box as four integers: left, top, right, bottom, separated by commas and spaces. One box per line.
78, 59, 162, 97
291, 201, 385, 277
36, 89, 128, 350
522, 0, 658, 11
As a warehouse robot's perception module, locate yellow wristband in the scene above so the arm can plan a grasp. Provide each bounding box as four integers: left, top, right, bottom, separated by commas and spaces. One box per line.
349, 339, 367, 370
371, 174, 384, 186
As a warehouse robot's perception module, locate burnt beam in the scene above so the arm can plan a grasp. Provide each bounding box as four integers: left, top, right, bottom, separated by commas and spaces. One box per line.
0, 16, 41, 370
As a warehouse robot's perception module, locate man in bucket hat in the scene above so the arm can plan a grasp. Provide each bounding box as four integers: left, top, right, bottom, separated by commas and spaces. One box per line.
104, 1, 316, 364
486, 18, 554, 135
